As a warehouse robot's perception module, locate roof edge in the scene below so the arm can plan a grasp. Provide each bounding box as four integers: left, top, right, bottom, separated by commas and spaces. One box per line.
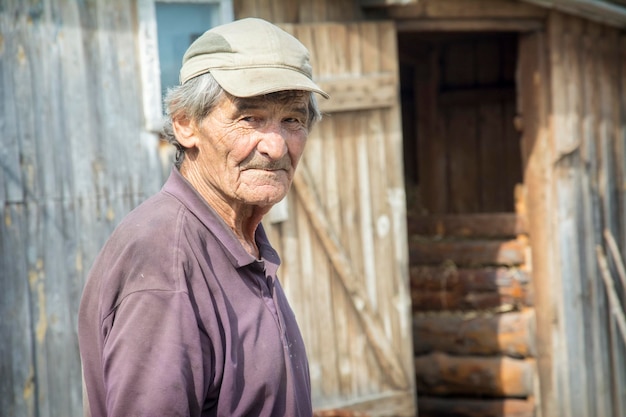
522, 0, 626, 27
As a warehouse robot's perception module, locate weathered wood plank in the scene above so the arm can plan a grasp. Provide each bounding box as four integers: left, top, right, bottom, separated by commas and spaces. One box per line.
446, 104, 479, 213
517, 27, 557, 417
316, 73, 397, 113
415, 352, 535, 397
479, 102, 507, 211
379, 21, 413, 365
0, 203, 35, 416
0, 33, 24, 203
549, 11, 591, 417
581, 20, 616, 417
415, 46, 447, 213
600, 24, 626, 416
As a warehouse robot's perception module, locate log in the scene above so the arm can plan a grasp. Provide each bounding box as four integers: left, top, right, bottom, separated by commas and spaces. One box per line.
409, 237, 527, 266
417, 395, 535, 417
410, 266, 532, 311
408, 213, 526, 238
415, 352, 535, 397
413, 309, 536, 358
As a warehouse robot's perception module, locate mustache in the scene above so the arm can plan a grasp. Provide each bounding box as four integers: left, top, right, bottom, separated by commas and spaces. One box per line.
240, 154, 292, 171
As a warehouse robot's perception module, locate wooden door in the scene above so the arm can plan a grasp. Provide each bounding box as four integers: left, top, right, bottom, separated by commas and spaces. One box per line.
264, 22, 416, 416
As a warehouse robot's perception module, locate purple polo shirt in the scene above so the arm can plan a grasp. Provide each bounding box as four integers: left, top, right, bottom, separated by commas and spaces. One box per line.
78, 168, 312, 417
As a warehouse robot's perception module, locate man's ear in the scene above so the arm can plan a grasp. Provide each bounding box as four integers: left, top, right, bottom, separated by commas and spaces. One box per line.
172, 116, 199, 149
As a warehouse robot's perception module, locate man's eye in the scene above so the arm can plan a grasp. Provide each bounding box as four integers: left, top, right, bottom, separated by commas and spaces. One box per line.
284, 117, 303, 125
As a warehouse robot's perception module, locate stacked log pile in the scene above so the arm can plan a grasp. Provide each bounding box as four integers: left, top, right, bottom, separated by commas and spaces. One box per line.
408, 213, 535, 417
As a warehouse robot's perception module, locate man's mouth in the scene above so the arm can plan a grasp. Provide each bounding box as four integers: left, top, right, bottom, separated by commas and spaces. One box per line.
241, 157, 291, 171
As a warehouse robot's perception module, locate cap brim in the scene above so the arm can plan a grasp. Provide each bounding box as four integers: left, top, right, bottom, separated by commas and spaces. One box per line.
210, 67, 329, 99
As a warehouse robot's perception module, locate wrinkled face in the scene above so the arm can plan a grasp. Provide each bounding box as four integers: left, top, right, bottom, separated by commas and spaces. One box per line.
188, 91, 310, 208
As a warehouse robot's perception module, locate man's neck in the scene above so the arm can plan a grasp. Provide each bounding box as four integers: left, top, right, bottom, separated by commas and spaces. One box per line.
179, 165, 269, 257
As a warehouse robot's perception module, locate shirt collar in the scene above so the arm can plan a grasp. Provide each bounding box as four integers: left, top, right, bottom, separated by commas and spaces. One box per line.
162, 167, 281, 270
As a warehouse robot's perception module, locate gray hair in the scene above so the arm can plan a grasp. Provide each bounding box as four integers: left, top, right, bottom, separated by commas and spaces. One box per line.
162, 72, 322, 167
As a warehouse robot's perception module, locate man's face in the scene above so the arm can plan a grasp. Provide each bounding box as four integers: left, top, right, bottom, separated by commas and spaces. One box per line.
187, 91, 310, 208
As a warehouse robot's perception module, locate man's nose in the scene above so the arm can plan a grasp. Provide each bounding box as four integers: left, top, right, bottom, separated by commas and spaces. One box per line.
256, 122, 288, 159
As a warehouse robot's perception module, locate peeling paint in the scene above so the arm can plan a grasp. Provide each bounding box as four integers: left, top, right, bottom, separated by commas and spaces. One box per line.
28, 259, 48, 344
4, 210, 11, 227
28, 269, 38, 289
106, 206, 115, 222
0, 34, 4, 57
17, 44, 26, 65
23, 366, 34, 400
36, 281, 47, 344
75, 250, 83, 274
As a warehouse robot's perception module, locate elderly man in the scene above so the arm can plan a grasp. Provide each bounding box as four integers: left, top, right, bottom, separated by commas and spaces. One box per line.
78, 18, 328, 417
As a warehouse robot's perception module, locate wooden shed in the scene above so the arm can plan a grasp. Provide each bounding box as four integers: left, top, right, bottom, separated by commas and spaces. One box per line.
2, 0, 626, 417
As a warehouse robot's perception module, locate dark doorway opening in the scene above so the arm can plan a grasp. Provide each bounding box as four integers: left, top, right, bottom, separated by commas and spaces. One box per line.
399, 32, 535, 417
399, 32, 521, 215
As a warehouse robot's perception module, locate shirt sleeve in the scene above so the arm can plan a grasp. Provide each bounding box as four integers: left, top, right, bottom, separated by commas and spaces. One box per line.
101, 289, 208, 417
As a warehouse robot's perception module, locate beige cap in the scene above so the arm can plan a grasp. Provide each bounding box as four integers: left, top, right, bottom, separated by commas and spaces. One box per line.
179, 18, 329, 99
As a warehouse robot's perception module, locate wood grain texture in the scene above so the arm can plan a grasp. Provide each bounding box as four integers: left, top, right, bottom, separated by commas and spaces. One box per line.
415, 352, 535, 397
0, 1, 163, 415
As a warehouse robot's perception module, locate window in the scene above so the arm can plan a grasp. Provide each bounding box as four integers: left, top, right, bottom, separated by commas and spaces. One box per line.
137, 0, 233, 132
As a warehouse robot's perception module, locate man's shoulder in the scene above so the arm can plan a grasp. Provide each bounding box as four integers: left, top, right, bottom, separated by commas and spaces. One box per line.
87, 191, 191, 295
103, 191, 187, 255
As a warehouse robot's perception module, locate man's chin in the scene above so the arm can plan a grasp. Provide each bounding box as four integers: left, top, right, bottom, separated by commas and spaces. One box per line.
238, 185, 289, 207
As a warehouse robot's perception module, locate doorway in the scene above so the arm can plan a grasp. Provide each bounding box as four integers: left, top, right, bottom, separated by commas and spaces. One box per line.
399, 32, 536, 416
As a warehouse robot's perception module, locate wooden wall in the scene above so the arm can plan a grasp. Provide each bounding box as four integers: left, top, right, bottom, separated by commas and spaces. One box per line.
0, 1, 163, 415
520, 10, 626, 417
234, 0, 362, 23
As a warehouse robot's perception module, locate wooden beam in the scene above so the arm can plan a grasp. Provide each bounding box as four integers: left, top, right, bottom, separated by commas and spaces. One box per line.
316, 73, 397, 113
517, 28, 557, 417
384, 0, 548, 19
395, 18, 544, 32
